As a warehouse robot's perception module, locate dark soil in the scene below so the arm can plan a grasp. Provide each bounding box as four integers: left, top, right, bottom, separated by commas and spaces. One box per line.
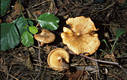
0, 0, 127, 80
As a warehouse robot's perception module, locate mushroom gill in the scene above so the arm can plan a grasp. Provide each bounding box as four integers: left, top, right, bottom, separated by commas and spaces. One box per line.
47, 48, 69, 71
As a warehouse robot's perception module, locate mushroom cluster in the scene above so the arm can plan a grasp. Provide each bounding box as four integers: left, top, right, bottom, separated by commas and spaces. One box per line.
61, 16, 100, 55
34, 16, 100, 71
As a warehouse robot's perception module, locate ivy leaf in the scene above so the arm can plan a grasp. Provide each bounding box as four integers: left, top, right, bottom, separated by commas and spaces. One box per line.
37, 13, 59, 30
29, 26, 38, 34
21, 31, 34, 47
0, 0, 11, 16
0, 23, 20, 51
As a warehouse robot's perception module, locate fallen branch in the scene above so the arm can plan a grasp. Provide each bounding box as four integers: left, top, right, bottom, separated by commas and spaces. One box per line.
80, 54, 127, 74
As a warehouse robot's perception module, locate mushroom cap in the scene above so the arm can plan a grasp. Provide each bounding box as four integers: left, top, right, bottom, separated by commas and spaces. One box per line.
34, 29, 55, 44
47, 48, 69, 71
61, 16, 100, 55
66, 16, 97, 35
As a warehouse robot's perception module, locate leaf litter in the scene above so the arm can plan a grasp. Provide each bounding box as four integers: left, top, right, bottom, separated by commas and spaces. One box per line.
0, 0, 127, 80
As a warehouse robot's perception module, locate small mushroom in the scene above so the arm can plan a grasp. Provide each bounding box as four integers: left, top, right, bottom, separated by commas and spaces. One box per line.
34, 29, 55, 46
47, 48, 69, 71
61, 16, 100, 55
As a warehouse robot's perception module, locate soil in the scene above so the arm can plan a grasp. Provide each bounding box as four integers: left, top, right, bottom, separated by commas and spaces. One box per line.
0, 0, 127, 80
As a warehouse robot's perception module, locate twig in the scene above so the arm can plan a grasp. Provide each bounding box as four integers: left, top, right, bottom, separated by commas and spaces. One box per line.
35, 42, 42, 80
34, 71, 42, 80
6, 65, 12, 80
92, 1, 116, 15
98, 1, 116, 12
48, 0, 58, 14
80, 54, 127, 74
41, 66, 47, 80
37, 41, 43, 68
28, 1, 48, 9
0, 70, 19, 80
95, 60, 100, 80
108, 73, 124, 80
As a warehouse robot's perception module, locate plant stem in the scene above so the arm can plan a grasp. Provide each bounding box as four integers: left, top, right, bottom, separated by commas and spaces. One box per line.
110, 37, 118, 53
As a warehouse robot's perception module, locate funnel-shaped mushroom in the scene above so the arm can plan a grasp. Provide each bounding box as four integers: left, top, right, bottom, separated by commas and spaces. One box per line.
61, 16, 100, 55
66, 16, 97, 35
47, 48, 69, 71
34, 29, 55, 46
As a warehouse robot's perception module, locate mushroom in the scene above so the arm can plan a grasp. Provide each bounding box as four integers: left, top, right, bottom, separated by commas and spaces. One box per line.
47, 48, 69, 71
61, 16, 100, 55
66, 16, 97, 35
34, 29, 55, 46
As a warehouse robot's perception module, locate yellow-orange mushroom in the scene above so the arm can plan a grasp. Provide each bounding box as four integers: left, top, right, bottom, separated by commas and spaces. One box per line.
61, 16, 100, 55
47, 48, 69, 71
34, 29, 55, 46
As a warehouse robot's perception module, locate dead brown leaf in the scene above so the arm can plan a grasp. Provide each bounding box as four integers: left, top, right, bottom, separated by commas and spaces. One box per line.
6, 16, 13, 23
117, 0, 126, 3
66, 70, 88, 80
0, 18, 2, 23
11, 1, 24, 17
104, 53, 116, 62
33, 10, 42, 16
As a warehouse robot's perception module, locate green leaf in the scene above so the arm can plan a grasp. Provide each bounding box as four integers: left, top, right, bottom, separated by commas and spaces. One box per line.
0, 23, 20, 51
116, 28, 126, 38
21, 31, 34, 47
14, 17, 33, 35
0, 0, 11, 16
29, 26, 38, 34
37, 13, 59, 30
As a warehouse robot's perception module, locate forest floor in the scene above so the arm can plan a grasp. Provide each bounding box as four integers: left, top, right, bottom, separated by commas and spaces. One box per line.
0, 0, 127, 80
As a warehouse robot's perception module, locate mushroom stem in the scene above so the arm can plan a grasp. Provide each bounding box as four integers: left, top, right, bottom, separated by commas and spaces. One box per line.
40, 42, 44, 46
60, 58, 69, 69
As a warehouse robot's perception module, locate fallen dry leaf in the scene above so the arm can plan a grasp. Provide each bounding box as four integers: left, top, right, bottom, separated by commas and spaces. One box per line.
33, 10, 42, 16
23, 54, 33, 70
66, 70, 88, 80
117, 0, 126, 3
0, 18, 2, 23
6, 16, 13, 23
11, 1, 24, 17
104, 53, 116, 62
